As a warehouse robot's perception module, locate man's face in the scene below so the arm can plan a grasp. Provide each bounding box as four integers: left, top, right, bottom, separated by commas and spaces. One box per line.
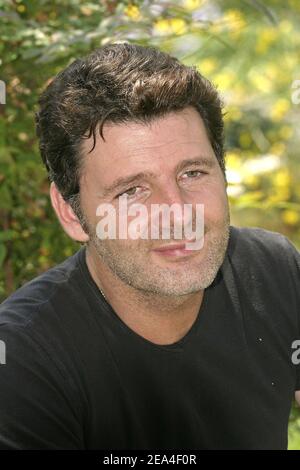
79, 106, 230, 296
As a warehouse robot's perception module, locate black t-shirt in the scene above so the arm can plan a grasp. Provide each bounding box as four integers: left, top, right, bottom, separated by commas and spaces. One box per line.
0, 225, 299, 450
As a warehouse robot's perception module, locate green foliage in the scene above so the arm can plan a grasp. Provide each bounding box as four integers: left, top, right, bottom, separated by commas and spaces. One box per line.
0, 0, 300, 448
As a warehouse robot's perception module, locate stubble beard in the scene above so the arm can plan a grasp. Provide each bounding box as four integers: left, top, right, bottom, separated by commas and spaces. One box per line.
82, 208, 231, 298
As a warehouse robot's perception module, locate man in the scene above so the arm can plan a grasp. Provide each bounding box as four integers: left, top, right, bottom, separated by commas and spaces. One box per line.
0, 43, 299, 450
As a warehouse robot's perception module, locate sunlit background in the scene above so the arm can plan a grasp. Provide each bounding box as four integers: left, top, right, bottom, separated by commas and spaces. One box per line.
0, 0, 300, 448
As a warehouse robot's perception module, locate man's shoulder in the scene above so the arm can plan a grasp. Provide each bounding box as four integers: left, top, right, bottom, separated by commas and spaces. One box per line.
228, 224, 300, 274
229, 224, 293, 252
0, 246, 85, 328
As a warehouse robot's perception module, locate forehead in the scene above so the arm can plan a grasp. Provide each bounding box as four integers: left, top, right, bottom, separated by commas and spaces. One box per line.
79, 107, 218, 199
81, 106, 213, 162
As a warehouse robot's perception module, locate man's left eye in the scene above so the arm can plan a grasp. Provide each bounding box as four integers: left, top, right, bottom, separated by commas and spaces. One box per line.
182, 170, 205, 178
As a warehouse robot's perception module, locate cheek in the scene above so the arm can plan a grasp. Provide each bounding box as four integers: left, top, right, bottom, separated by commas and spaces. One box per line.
193, 181, 228, 222
78, 190, 100, 227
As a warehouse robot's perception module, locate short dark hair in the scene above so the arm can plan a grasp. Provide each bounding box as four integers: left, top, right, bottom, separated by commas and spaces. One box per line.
35, 42, 226, 211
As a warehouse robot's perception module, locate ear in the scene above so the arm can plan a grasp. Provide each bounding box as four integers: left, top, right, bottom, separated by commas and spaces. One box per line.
49, 182, 89, 243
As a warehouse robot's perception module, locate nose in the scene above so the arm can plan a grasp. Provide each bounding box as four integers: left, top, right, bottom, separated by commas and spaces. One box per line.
152, 180, 186, 207
150, 182, 190, 240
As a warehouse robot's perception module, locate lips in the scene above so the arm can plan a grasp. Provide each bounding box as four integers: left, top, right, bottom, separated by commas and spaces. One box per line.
153, 242, 188, 252
152, 240, 200, 258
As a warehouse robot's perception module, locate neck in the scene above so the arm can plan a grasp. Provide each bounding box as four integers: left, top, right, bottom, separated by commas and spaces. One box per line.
85, 245, 205, 346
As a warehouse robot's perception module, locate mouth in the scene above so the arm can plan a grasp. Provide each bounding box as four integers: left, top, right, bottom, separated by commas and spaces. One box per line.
151, 240, 203, 258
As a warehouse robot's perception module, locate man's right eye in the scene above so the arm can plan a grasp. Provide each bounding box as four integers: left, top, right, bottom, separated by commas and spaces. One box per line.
116, 186, 140, 199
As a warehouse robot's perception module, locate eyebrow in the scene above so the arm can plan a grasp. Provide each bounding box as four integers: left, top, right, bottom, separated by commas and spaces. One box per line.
101, 156, 215, 197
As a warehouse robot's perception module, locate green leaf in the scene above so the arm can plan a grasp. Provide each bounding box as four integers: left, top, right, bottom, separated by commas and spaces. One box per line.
0, 244, 7, 269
